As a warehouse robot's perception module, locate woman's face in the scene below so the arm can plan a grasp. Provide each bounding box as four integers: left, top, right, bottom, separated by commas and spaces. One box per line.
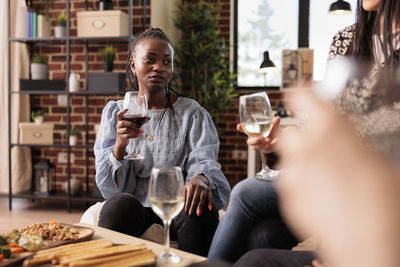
131, 38, 173, 92
362, 0, 381, 11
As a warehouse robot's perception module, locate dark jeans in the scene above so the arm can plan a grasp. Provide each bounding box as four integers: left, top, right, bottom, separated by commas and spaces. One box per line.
208, 177, 298, 263
98, 192, 219, 256
191, 249, 315, 267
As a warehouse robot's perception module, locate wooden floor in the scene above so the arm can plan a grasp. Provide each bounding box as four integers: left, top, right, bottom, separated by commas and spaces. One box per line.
0, 197, 87, 235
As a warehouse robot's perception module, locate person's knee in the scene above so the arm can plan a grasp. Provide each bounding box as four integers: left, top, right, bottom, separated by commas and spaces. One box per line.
230, 178, 278, 211
99, 193, 146, 236
173, 208, 219, 256
247, 219, 298, 250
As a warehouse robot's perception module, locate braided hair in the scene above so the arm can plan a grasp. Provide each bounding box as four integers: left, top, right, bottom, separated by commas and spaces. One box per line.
125, 27, 182, 142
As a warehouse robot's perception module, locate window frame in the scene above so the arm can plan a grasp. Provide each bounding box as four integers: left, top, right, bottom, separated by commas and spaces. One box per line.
233, 0, 310, 90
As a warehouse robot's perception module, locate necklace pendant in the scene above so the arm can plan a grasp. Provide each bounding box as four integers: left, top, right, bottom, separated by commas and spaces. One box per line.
147, 135, 153, 142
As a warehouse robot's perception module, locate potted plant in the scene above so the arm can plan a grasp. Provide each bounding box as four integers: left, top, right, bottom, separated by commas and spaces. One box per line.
99, 45, 117, 72
31, 109, 45, 124
67, 128, 80, 146
55, 12, 67, 38
40, 0, 54, 20
31, 55, 48, 80
174, 1, 237, 127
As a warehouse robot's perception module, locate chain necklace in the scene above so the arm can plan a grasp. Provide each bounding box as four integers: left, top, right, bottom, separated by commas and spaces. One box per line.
146, 100, 167, 142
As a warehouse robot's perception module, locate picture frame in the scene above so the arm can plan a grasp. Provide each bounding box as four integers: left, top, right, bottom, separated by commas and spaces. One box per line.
281, 48, 314, 89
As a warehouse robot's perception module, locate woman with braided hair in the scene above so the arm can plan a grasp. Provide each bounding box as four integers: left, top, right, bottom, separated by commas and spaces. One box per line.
94, 27, 230, 256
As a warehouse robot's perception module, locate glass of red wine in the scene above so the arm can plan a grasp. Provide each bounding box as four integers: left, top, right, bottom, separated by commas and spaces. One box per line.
122, 91, 148, 160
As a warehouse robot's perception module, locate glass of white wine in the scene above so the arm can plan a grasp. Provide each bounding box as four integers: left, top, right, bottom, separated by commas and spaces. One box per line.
239, 92, 279, 180
149, 166, 185, 263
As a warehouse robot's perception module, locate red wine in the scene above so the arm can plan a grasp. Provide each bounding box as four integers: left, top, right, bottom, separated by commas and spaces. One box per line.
123, 115, 147, 127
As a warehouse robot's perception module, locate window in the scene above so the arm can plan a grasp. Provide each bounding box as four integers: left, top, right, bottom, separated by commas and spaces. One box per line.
235, 0, 358, 87
236, 0, 299, 87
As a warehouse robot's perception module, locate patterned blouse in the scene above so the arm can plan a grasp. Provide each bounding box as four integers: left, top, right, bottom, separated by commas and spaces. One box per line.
327, 24, 400, 160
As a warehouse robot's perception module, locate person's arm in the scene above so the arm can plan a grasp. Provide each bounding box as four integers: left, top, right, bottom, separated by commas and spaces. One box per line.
94, 101, 132, 199
184, 106, 231, 215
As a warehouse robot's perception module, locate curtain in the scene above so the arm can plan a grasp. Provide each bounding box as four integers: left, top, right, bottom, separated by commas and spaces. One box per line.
0, 0, 31, 194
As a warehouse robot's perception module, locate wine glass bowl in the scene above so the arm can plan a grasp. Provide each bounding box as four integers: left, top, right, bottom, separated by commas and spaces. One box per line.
149, 166, 185, 263
239, 92, 279, 180
122, 91, 148, 160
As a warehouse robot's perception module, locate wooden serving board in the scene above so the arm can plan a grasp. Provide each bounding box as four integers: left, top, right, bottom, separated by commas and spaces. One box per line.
0, 223, 94, 267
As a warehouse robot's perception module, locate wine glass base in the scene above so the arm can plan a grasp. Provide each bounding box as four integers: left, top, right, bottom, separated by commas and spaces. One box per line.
123, 153, 145, 160
255, 168, 280, 181
157, 251, 181, 263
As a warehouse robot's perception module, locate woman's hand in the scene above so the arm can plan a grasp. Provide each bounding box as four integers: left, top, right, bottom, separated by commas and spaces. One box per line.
113, 109, 145, 160
185, 175, 213, 216
237, 116, 281, 153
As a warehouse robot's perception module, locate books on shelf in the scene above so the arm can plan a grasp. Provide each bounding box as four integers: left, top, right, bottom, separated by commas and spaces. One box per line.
37, 15, 51, 38
26, 11, 50, 38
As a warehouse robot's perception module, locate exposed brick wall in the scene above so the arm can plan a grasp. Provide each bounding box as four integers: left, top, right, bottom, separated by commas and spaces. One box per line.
30, 0, 283, 193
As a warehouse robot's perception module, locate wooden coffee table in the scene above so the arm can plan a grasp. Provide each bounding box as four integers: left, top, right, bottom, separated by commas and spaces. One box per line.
76, 223, 207, 267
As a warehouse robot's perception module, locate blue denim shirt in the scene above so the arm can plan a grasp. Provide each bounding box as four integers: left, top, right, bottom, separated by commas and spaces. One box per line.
94, 96, 231, 210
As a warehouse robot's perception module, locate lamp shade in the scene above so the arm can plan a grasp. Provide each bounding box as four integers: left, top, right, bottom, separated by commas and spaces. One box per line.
259, 51, 276, 73
329, 0, 351, 15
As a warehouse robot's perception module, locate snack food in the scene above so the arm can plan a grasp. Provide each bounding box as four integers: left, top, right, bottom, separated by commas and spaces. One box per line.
20, 223, 80, 242
23, 239, 156, 267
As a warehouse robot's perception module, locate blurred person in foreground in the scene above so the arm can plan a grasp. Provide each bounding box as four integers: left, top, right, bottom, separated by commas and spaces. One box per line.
194, 88, 400, 267
208, 0, 400, 262
275, 89, 400, 267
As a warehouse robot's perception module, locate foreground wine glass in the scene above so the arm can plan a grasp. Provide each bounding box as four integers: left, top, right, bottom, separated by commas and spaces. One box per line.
149, 166, 185, 263
239, 92, 279, 180
122, 91, 148, 160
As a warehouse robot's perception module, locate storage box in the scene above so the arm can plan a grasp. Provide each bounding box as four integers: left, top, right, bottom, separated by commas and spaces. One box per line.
87, 72, 125, 93
77, 10, 129, 37
19, 122, 54, 145
20, 79, 66, 91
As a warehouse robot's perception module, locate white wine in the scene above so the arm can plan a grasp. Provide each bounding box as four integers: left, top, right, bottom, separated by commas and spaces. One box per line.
241, 121, 273, 138
150, 197, 185, 221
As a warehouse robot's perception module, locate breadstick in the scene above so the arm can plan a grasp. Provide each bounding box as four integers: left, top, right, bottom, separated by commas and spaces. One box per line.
35, 239, 112, 256
93, 251, 156, 267
49, 242, 114, 264
23, 256, 53, 266
59, 244, 147, 266
69, 249, 153, 267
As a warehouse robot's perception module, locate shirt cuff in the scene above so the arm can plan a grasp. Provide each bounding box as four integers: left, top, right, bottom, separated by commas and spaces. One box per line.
108, 152, 126, 171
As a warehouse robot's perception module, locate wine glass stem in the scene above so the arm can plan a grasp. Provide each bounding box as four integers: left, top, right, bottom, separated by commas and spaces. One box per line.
163, 220, 171, 253
132, 138, 137, 154
259, 147, 268, 170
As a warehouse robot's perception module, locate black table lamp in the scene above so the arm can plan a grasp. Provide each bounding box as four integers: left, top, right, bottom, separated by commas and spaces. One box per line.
329, 0, 352, 15
259, 51, 276, 74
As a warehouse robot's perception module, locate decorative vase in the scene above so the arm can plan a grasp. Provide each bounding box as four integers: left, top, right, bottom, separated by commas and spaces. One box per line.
104, 62, 114, 72
34, 116, 44, 125
30, 63, 48, 80
69, 135, 77, 146
99, 0, 113, 10
55, 26, 66, 38
62, 177, 81, 195
69, 73, 80, 92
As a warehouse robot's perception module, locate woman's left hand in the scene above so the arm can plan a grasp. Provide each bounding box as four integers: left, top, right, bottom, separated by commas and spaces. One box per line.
185, 175, 213, 216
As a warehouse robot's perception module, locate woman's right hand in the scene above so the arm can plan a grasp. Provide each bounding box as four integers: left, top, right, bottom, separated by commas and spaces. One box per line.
237, 116, 281, 153
113, 109, 144, 160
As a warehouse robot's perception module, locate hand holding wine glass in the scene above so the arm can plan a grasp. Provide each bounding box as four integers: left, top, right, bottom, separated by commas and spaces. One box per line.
237, 116, 281, 154
149, 166, 185, 263
239, 92, 280, 180
122, 91, 148, 160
